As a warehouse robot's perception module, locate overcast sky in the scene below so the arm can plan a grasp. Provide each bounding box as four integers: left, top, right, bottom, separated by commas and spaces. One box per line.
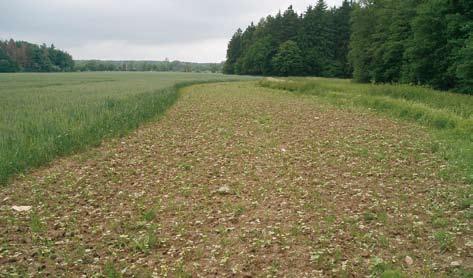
1, 0, 344, 63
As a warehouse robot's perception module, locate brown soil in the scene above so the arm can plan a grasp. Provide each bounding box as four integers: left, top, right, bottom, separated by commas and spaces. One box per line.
0, 82, 471, 277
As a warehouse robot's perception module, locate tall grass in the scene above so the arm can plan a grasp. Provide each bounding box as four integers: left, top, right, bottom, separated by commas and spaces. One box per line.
259, 77, 473, 185
0, 72, 247, 185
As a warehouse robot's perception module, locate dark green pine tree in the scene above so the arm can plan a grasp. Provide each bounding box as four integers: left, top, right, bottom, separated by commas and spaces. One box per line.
223, 29, 243, 74
327, 0, 353, 77
49, 44, 74, 71
29, 44, 53, 72
280, 6, 301, 43
349, 0, 379, 82
402, 0, 473, 90
297, 0, 332, 76
402, 0, 452, 89
271, 40, 304, 76
239, 36, 273, 75
235, 23, 257, 74
370, 0, 418, 83
267, 11, 284, 46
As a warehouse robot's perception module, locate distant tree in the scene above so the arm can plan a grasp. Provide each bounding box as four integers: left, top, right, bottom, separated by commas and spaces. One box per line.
49, 44, 74, 71
210, 63, 219, 73
15, 43, 29, 70
185, 63, 192, 72
272, 40, 304, 76
28, 44, 52, 72
0, 39, 74, 72
0, 47, 18, 72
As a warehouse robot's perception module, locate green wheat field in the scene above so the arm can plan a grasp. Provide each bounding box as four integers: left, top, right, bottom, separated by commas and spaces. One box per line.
0, 72, 245, 184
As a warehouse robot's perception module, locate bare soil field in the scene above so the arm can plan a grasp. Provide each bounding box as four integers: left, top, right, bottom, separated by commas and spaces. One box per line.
0, 82, 470, 277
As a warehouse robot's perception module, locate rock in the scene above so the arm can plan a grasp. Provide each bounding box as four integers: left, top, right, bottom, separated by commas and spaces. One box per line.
217, 186, 232, 195
405, 256, 413, 266
450, 261, 462, 267
12, 206, 32, 212
281, 148, 287, 153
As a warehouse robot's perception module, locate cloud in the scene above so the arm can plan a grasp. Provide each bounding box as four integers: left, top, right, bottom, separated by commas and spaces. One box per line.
67, 38, 229, 63
0, 0, 344, 62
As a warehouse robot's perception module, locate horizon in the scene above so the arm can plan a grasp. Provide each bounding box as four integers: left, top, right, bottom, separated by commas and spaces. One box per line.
1, 0, 343, 63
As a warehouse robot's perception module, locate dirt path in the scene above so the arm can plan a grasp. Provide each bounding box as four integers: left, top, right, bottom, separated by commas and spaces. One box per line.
0, 82, 470, 276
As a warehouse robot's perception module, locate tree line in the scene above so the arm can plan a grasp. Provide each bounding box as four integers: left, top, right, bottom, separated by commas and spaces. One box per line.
75, 60, 223, 73
0, 39, 223, 74
0, 39, 74, 72
224, 0, 473, 93
224, 0, 352, 78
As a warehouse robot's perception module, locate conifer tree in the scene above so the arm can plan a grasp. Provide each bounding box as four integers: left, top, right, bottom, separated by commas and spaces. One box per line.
223, 29, 243, 74
272, 40, 304, 76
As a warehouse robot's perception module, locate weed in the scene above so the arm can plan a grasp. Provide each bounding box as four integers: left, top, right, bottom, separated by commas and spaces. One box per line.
104, 261, 121, 278
268, 261, 280, 276
324, 214, 336, 224
30, 213, 43, 233
371, 257, 405, 278
363, 212, 377, 222
132, 225, 160, 254
432, 217, 449, 228
378, 235, 390, 248
179, 163, 193, 171
458, 188, 472, 210
434, 231, 455, 252
142, 208, 156, 222
381, 270, 405, 278
232, 204, 245, 217
174, 261, 192, 278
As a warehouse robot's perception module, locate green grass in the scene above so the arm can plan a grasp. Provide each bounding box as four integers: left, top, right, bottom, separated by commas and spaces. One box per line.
0, 72, 249, 185
259, 77, 473, 184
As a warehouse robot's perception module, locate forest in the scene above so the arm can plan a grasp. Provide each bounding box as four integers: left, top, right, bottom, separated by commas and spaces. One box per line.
224, 0, 473, 93
0, 39, 74, 72
0, 39, 222, 73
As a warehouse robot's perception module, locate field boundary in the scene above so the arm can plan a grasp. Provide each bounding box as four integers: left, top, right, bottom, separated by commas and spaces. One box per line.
259, 79, 472, 226
0, 78, 244, 186
259, 78, 473, 181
